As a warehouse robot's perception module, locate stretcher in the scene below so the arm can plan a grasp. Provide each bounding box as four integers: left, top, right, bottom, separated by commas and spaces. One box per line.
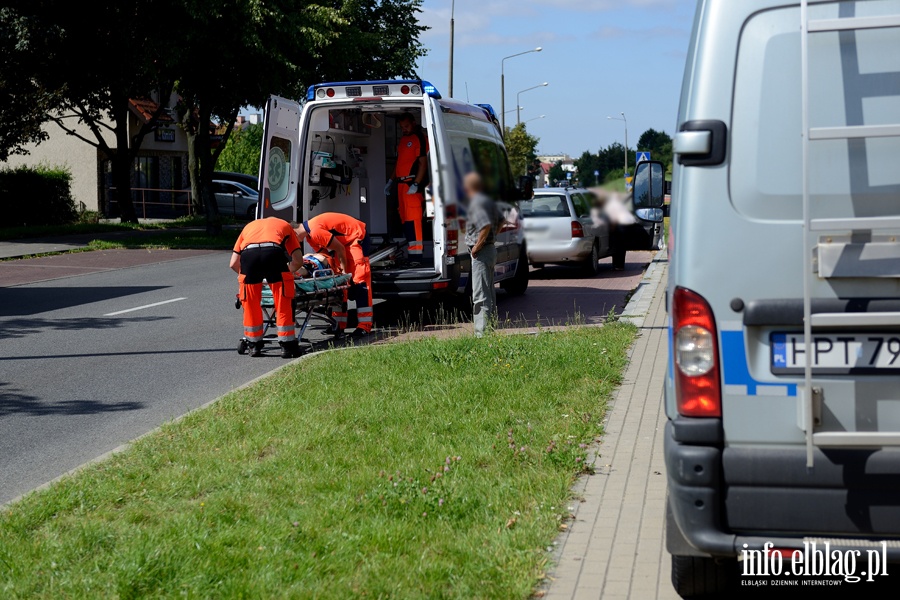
235, 270, 353, 355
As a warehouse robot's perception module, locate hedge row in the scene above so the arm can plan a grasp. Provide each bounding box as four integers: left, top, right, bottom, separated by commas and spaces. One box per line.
0, 165, 77, 228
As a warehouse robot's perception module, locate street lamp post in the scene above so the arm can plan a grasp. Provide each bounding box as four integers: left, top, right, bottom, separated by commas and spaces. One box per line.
517, 82, 548, 125
607, 112, 628, 177
501, 47, 542, 133
524, 114, 546, 124
449, 0, 455, 97
503, 106, 524, 115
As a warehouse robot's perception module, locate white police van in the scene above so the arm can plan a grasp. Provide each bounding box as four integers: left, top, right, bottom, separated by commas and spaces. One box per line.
661, 0, 900, 596
257, 80, 531, 299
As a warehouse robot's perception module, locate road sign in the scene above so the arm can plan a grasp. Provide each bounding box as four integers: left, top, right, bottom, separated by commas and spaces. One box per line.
625, 174, 633, 191
566, 171, 573, 180
594, 170, 599, 177
635, 151, 651, 164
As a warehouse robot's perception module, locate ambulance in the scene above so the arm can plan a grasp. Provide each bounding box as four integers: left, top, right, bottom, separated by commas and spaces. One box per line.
663, 0, 900, 596
256, 80, 532, 300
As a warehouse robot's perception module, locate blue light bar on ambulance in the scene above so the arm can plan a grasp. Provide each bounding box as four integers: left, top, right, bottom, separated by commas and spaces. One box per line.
306, 80, 441, 101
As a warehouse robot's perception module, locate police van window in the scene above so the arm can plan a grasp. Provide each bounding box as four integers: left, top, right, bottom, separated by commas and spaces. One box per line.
730, 2, 900, 222
267, 136, 292, 204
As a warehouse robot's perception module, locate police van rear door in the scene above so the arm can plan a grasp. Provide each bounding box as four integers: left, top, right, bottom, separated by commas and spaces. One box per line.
258, 95, 302, 222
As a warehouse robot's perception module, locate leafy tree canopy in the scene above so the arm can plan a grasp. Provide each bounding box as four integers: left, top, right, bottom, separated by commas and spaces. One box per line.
503, 123, 540, 178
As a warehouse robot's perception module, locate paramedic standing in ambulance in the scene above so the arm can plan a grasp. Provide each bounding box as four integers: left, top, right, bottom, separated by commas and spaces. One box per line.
463, 172, 499, 338
295, 212, 373, 338
230, 217, 304, 358
385, 113, 429, 264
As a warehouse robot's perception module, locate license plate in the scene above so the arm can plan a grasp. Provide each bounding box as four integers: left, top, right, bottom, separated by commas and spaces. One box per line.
771, 333, 900, 374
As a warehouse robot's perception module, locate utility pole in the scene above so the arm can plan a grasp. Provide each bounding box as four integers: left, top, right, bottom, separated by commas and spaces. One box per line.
449, 0, 455, 97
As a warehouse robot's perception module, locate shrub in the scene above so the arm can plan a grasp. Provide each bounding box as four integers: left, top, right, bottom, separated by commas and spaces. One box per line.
0, 165, 77, 227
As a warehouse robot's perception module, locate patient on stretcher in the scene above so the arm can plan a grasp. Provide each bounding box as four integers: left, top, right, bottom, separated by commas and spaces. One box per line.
295, 252, 340, 279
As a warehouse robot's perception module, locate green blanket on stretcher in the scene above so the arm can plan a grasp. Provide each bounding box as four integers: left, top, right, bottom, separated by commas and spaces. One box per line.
261, 274, 352, 306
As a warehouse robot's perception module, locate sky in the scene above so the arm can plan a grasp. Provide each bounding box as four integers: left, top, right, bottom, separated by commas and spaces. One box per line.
414, 0, 698, 158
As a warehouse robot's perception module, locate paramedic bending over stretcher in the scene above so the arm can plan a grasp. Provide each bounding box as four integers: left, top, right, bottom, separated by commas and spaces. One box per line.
230, 217, 304, 359
385, 112, 429, 264
294, 212, 373, 338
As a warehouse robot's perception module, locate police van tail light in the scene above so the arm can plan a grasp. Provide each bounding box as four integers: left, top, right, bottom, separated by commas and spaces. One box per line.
673, 287, 721, 418
571, 221, 584, 238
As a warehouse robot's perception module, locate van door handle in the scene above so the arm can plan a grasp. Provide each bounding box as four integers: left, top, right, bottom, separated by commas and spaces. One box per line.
674, 120, 727, 167
673, 131, 711, 154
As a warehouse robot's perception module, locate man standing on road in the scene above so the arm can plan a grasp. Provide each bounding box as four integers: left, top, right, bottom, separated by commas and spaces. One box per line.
385, 112, 429, 264
230, 217, 304, 358
295, 212, 373, 338
463, 172, 499, 338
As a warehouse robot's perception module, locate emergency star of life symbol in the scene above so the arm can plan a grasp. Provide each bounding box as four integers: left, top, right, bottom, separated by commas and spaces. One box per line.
407, 141, 413, 147
268, 147, 286, 189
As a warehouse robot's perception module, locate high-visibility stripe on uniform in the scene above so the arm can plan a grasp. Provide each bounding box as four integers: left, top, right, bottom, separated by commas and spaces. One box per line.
276, 325, 296, 341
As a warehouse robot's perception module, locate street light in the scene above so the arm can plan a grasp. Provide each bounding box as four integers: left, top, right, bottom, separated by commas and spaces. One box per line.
449, 0, 455, 97
504, 106, 524, 115
524, 114, 546, 124
501, 47, 542, 133
517, 82, 548, 125
607, 112, 628, 177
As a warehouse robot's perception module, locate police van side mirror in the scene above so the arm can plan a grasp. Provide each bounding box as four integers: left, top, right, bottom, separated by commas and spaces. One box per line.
517, 175, 534, 200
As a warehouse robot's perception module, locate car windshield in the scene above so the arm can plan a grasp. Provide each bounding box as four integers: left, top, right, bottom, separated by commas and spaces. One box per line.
520, 194, 570, 217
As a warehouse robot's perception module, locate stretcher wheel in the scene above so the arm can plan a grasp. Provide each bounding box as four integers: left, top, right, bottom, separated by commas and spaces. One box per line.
237, 339, 248, 355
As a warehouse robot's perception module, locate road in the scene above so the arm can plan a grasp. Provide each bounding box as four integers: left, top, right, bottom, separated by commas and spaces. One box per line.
0, 249, 652, 505
0, 250, 336, 504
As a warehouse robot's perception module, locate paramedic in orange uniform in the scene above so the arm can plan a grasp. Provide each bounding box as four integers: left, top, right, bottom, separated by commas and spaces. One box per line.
295, 212, 373, 338
230, 217, 304, 358
386, 112, 429, 263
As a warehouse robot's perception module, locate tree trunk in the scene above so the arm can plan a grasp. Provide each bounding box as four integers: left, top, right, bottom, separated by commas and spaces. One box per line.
184, 103, 221, 235
111, 100, 138, 224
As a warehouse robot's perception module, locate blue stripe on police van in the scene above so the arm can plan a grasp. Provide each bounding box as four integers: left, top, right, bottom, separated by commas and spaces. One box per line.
721, 330, 798, 397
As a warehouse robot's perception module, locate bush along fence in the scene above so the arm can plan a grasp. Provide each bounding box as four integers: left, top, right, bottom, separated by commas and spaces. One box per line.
0, 165, 76, 228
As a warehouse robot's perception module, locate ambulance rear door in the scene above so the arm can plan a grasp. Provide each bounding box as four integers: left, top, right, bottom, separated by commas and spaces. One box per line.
421, 93, 452, 278
258, 95, 302, 221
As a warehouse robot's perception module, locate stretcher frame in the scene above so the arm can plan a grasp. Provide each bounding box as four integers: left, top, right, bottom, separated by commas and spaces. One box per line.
236, 270, 353, 356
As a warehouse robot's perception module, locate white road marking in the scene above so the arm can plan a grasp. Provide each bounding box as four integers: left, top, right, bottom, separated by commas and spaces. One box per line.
104, 297, 187, 316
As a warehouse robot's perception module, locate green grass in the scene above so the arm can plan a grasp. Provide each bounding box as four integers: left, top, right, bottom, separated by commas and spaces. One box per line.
0, 216, 213, 241
86, 230, 239, 251
0, 324, 636, 599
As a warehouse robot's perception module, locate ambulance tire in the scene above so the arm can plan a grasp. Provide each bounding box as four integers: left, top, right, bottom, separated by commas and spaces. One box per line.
500, 245, 529, 296
237, 340, 248, 355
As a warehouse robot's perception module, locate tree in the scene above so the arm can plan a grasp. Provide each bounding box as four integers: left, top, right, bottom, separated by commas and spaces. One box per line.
216, 123, 265, 176
637, 128, 673, 168
1, 2, 177, 223
503, 123, 540, 178
574, 151, 603, 187
548, 161, 566, 186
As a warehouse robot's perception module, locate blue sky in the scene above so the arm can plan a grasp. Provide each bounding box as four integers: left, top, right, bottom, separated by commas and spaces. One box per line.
415, 0, 697, 157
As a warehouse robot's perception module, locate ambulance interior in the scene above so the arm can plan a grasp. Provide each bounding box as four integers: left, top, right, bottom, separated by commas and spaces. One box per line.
302, 105, 436, 274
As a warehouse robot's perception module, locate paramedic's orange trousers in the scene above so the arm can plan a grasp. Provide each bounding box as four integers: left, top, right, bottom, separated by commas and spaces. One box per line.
398, 183, 424, 259
332, 242, 373, 332
240, 273, 296, 342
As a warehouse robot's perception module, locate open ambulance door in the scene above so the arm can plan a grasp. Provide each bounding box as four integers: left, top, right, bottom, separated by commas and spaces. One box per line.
258, 95, 302, 221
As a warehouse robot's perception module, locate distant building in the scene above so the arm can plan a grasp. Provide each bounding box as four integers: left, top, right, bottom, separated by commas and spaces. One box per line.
536, 153, 573, 164
3, 92, 190, 217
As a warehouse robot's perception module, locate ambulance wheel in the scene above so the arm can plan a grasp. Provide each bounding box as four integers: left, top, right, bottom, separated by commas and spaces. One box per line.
237, 340, 248, 355
501, 246, 529, 296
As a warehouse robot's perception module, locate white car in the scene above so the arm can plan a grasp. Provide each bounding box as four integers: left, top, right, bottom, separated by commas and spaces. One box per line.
520, 187, 610, 275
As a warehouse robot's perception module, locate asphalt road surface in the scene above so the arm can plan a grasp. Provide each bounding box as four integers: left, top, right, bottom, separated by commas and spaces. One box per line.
0, 249, 652, 505
0, 250, 339, 505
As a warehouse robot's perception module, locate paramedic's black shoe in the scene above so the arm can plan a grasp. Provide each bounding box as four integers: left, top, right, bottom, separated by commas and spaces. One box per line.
349, 328, 370, 339
279, 340, 302, 359
325, 324, 343, 337
250, 341, 265, 357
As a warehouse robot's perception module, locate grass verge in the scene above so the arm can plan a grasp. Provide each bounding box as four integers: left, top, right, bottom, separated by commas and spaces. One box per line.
0, 324, 636, 599
86, 230, 239, 251
0, 216, 215, 241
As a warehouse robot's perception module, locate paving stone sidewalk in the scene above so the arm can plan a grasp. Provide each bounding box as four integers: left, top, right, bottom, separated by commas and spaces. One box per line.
540, 251, 679, 600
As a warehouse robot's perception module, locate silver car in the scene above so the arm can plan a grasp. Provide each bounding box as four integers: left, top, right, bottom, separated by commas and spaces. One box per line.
520, 187, 610, 275
213, 180, 258, 219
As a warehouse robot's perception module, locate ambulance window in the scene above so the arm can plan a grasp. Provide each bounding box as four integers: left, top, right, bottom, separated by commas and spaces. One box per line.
267, 136, 291, 204
467, 138, 514, 202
